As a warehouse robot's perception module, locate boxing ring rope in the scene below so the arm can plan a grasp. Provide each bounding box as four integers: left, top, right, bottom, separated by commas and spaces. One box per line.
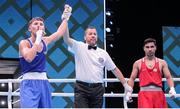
0, 78, 179, 109
0, 77, 180, 83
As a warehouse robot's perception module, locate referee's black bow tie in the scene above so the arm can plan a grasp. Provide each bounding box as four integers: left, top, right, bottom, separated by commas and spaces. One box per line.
88, 45, 97, 50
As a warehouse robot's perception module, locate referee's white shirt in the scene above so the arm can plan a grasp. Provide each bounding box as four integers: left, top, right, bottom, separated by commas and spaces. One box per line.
69, 39, 116, 83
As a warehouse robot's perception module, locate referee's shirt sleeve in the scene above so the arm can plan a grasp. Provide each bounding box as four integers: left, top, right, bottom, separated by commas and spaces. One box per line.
104, 51, 116, 71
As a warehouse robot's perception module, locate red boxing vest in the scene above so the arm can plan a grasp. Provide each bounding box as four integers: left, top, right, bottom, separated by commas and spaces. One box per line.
139, 58, 162, 87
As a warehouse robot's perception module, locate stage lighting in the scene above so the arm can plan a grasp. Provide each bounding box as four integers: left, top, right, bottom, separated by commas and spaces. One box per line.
109, 44, 114, 48
110, 21, 113, 25
106, 11, 111, 16
106, 28, 111, 32
0, 83, 8, 92
0, 83, 6, 88
0, 100, 6, 106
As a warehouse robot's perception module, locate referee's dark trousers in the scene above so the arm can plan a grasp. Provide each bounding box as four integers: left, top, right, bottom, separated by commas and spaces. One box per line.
74, 80, 105, 108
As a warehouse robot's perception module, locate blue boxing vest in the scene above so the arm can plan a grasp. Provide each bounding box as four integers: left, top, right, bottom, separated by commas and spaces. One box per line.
19, 38, 47, 75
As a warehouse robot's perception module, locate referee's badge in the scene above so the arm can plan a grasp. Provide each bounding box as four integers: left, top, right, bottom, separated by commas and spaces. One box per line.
153, 68, 157, 72
98, 57, 104, 63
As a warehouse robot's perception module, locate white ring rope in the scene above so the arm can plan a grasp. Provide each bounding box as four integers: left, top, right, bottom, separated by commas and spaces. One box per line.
0, 78, 179, 83
0, 78, 179, 108
1, 92, 179, 97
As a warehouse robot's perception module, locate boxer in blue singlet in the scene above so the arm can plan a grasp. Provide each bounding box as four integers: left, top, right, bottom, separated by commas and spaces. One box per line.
19, 5, 71, 107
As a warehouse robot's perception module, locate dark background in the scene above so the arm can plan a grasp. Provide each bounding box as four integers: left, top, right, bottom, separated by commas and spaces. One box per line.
105, 0, 180, 107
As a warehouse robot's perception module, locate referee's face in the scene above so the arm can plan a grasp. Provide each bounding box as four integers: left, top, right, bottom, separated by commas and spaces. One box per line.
85, 28, 97, 46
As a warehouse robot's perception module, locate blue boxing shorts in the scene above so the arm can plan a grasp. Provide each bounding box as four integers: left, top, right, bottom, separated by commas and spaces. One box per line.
20, 73, 52, 108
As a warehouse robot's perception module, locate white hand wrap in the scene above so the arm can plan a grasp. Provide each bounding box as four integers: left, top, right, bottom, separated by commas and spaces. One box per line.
35, 30, 43, 45
169, 87, 176, 98
123, 82, 133, 102
123, 82, 133, 93
61, 4, 72, 21
124, 91, 133, 102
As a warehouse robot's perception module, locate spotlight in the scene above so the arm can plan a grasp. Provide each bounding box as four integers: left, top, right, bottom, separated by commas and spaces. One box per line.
0, 83, 6, 88
0, 83, 7, 92
106, 27, 111, 32
0, 100, 6, 106
110, 21, 113, 25
110, 44, 114, 48
106, 11, 111, 16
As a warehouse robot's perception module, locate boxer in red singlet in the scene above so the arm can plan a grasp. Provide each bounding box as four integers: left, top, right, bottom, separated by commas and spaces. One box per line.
127, 38, 176, 108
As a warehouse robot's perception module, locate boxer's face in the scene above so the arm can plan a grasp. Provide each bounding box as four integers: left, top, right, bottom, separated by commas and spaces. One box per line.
144, 42, 156, 57
28, 20, 45, 36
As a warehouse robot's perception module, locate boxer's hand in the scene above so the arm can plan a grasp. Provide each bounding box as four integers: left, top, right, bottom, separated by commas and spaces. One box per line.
169, 87, 176, 99
35, 30, 43, 45
123, 82, 133, 102
124, 91, 133, 102
61, 4, 72, 21
123, 82, 133, 93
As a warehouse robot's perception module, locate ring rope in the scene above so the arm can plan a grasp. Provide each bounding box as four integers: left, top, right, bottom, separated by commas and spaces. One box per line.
1, 92, 180, 97
0, 78, 179, 83
0, 78, 179, 108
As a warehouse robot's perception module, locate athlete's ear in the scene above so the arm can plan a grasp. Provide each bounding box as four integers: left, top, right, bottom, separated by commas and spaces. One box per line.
143, 46, 145, 51
28, 27, 31, 32
155, 45, 157, 51
84, 36, 86, 43
28, 25, 32, 32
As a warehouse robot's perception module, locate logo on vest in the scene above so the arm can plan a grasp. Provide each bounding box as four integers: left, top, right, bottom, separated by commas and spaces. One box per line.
153, 68, 157, 72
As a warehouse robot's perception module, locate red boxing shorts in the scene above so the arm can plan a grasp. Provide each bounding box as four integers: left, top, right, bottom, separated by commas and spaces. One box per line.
138, 91, 168, 108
